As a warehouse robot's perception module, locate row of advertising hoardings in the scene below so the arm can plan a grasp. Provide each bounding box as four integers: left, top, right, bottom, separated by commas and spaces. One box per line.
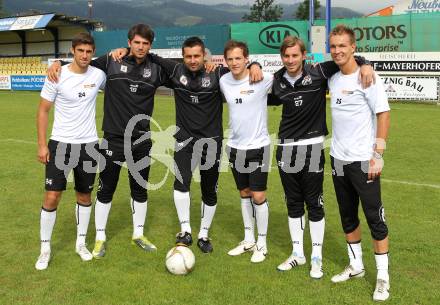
0, 75, 45, 91
229, 12, 440, 54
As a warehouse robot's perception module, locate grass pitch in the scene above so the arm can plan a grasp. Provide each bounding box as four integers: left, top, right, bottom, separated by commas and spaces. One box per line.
0, 91, 439, 305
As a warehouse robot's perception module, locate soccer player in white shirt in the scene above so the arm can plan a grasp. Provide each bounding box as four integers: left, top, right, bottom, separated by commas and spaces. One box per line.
327, 25, 391, 301
220, 40, 273, 263
35, 33, 106, 270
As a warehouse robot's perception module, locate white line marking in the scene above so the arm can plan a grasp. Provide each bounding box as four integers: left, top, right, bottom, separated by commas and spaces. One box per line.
1, 138, 35, 145
380, 178, 440, 189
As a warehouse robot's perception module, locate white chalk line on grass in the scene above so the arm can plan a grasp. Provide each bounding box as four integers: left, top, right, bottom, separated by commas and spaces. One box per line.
1, 138, 35, 145
2, 138, 439, 189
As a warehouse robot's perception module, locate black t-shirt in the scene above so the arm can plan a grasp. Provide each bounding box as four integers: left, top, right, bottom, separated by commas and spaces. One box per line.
269, 61, 339, 143
90, 54, 168, 138
150, 54, 229, 141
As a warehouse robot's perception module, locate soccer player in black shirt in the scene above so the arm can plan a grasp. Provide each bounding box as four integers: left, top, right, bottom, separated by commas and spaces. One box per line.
48, 24, 169, 258
112, 37, 262, 253
269, 36, 374, 278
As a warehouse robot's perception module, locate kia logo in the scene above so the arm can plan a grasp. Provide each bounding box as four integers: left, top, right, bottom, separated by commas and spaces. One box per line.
259, 24, 300, 49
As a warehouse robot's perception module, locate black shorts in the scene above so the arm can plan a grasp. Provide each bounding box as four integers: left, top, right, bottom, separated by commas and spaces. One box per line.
96, 134, 152, 203
45, 140, 99, 193
276, 144, 325, 221
173, 138, 222, 205
226, 145, 270, 192
331, 156, 388, 241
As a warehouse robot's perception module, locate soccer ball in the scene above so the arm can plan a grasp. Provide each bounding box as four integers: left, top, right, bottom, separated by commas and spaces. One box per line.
165, 245, 195, 275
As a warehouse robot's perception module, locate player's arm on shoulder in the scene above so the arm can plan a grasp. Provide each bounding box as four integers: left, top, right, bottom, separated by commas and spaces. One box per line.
109, 47, 129, 62
36, 97, 53, 164
91, 54, 111, 73
47, 60, 64, 83
354, 56, 375, 89
149, 53, 179, 77
315, 60, 339, 79
248, 62, 263, 83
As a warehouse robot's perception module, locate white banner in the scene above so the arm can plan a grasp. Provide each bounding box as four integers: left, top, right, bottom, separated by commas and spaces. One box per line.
381, 76, 439, 101
10, 15, 44, 30
0, 75, 11, 90
357, 52, 440, 75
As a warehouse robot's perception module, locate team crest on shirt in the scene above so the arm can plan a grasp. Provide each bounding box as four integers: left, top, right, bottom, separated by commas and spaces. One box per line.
302, 74, 312, 86
201, 77, 211, 88
143, 68, 151, 78
120, 65, 128, 73
280, 82, 286, 89
180, 75, 188, 86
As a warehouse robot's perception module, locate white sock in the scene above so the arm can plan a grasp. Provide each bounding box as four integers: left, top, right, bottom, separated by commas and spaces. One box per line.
131, 198, 147, 238
95, 199, 111, 241
76, 203, 91, 247
198, 202, 217, 239
174, 190, 191, 233
309, 218, 325, 259
241, 197, 255, 243
347, 241, 364, 270
40, 208, 56, 253
288, 216, 305, 258
254, 200, 269, 249
375, 252, 390, 282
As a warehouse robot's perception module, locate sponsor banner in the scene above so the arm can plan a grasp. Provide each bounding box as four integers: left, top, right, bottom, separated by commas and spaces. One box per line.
358, 52, 440, 75
249, 53, 326, 74
151, 49, 182, 59
0, 75, 11, 90
212, 53, 325, 74
0, 17, 17, 31
9, 14, 54, 31
393, 0, 440, 14
315, 12, 440, 52
381, 76, 439, 100
231, 21, 309, 54
11, 75, 45, 91
154, 24, 229, 55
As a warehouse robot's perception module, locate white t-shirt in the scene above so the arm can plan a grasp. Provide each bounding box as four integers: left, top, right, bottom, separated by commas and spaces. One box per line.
220, 72, 273, 150
329, 69, 390, 161
40, 65, 106, 144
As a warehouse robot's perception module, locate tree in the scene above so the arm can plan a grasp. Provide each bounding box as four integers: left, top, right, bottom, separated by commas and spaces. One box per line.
242, 0, 283, 23
295, 0, 321, 20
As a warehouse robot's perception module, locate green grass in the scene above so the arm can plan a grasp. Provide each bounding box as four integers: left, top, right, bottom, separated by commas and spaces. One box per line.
0, 91, 439, 305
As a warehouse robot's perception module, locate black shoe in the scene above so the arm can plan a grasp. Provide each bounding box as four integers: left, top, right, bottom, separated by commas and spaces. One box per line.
197, 237, 213, 253
175, 231, 193, 246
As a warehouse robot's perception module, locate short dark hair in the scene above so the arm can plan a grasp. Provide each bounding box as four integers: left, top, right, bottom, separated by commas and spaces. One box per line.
280, 36, 306, 55
72, 32, 95, 50
223, 40, 249, 58
182, 36, 205, 53
330, 24, 356, 44
128, 24, 155, 43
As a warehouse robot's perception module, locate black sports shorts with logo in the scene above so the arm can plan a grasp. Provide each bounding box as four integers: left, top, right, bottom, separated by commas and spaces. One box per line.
45, 140, 99, 193
330, 156, 388, 241
226, 145, 270, 192
173, 138, 222, 206
276, 143, 325, 222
